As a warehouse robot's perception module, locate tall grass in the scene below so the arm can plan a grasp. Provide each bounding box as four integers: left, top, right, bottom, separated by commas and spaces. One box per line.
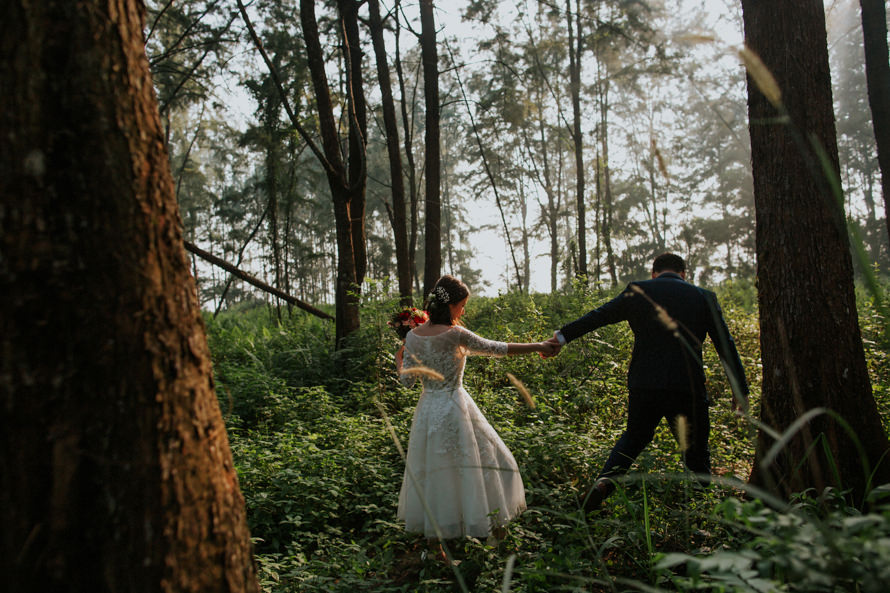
207, 284, 890, 592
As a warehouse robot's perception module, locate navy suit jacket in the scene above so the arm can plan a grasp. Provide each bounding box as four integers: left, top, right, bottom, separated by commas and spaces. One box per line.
560, 273, 748, 401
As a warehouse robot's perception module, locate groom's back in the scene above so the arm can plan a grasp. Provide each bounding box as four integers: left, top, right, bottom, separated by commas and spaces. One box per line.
624, 274, 712, 396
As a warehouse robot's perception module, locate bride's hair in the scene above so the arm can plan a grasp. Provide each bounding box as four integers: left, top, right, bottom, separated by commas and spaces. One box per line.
425, 275, 470, 325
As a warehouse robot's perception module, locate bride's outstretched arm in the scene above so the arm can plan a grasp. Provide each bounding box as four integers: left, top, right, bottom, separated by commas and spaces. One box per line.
506, 341, 556, 356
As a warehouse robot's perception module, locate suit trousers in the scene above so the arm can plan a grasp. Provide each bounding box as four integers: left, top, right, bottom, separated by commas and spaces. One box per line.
597, 389, 711, 490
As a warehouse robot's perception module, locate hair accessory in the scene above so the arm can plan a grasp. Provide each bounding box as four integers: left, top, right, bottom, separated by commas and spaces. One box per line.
431, 285, 450, 304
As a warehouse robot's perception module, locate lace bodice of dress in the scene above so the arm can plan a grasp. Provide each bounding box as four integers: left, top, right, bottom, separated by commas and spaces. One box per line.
401, 326, 507, 391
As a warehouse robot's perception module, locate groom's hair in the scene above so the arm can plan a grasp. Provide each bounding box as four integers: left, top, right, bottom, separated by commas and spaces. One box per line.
652, 253, 685, 274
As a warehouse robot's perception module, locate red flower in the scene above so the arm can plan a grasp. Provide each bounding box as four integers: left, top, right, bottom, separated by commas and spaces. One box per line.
389, 307, 429, 338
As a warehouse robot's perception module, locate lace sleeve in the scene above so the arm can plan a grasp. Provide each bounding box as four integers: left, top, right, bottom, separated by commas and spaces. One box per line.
458, 326, 508, 357
398, 338, 418, 387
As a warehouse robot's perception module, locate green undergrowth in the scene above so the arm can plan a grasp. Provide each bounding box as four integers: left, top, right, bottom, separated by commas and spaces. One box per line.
205, 283, 890, 592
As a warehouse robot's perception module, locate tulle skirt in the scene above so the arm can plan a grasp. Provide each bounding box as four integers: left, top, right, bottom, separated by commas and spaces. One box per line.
397, 387, 526, 538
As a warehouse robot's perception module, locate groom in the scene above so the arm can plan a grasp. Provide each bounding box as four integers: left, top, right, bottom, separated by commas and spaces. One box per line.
546, 253, 748, 512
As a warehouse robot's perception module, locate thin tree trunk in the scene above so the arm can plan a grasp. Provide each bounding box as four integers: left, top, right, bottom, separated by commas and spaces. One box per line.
566, 0, 587, 281
860, 0, 890, 247
339, 0, 368, 288
594, 146, 603, 283
537, 116, 561, 293
0, 1, 258, 590
520, 181, 531, 293
394, 0, 421, 294
599, 77, 618, 287
264, 91, 282, 317
420, 0, 441, 296
742, 0, 890, 504
368, 0, 412, 303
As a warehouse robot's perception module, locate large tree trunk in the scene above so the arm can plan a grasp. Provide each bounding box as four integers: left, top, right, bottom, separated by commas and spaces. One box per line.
860, 0, 890, 247
420, 0, 442, 296
567, 0, 587, 282
368, 0, 412, 304
742, 0, 890, 504
0, 2, 258, 591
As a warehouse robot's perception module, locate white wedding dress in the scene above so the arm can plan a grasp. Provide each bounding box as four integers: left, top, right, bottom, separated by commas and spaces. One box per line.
398, 325, 526, 539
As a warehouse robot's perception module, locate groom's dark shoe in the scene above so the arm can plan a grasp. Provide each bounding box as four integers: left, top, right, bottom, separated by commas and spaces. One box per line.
582, 480, 613, 514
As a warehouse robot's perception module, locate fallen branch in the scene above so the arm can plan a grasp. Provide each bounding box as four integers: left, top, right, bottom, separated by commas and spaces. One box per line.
184, 241, 333, 320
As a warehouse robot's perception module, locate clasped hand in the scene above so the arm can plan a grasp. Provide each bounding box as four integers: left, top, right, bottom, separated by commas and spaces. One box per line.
539, 332, 563, 358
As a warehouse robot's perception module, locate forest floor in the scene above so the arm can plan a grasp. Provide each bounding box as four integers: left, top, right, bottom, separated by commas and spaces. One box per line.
208, 286, 890, 592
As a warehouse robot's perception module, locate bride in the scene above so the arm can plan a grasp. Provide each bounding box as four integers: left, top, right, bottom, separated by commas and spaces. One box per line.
395, 275, 555, 541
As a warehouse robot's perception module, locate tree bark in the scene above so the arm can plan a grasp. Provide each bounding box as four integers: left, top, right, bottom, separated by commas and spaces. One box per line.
742, 0, 890, 504
368, 0, 412, 303
860, 0, 890, 247
420, 0, 442, 296
0, 1, 258, 590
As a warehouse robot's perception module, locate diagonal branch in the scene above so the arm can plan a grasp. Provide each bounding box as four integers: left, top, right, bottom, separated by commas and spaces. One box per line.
184, 240, 333, 320
235, 0, 334, 176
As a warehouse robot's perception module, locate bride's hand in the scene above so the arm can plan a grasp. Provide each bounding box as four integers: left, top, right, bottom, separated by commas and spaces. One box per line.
395, 344, 405, 370
540, 336, 563, 358
539, 340, 557, 358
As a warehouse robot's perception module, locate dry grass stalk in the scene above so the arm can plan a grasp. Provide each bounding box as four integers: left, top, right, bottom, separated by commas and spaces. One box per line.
629, 284, 679, 334
676, 415, 690, 452
506, 373, 536, 409
738, 46, 783, 109
400, 366, 445, 382
673, 34, 716, 45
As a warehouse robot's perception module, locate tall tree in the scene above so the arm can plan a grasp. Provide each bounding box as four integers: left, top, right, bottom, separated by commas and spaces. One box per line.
420, 0, 442, 296
741, 0, 890, 503
596, 70, 618, 286
859, 0, 890, 246
238, 0, 368, 343
394, 0, 422, 293
368, 0, 412, 303
261, 87, 284, 314
299, 0, 368, 343
1, 1, 258, 590
566, 0, 588, 281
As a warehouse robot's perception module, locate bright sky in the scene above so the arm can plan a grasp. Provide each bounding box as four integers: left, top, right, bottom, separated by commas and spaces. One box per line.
428, 0, 748, 295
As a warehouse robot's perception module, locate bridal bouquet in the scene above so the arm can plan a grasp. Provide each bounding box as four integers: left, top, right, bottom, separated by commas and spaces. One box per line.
389, 307, 429, 340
